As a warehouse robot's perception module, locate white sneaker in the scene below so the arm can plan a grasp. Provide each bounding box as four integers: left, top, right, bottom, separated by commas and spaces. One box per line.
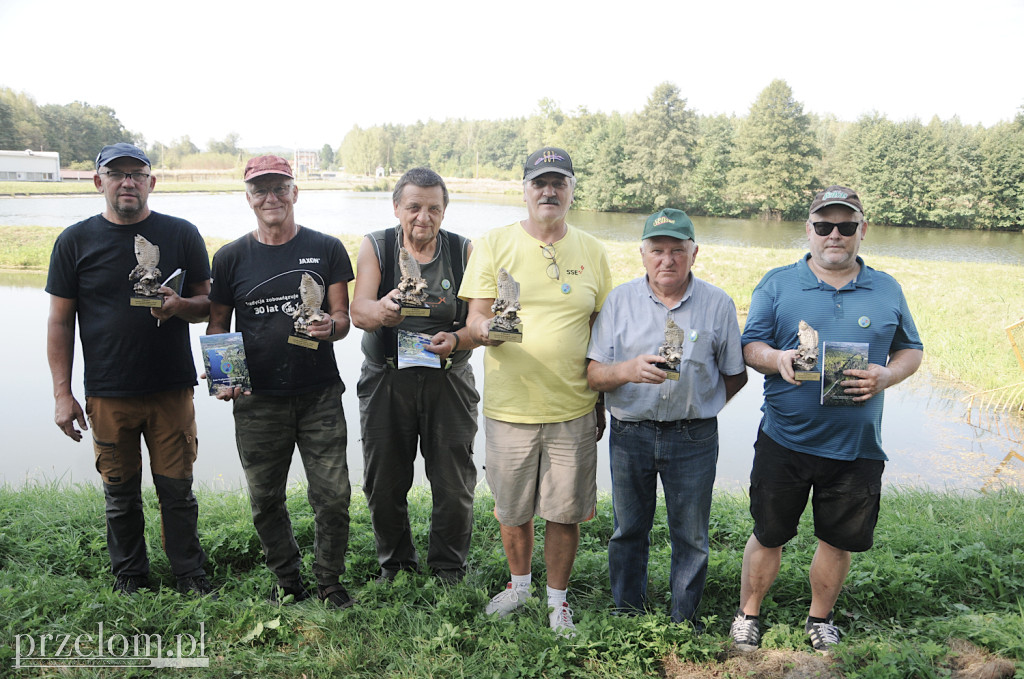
485, 583, 531, 617
548, 601, 576, 638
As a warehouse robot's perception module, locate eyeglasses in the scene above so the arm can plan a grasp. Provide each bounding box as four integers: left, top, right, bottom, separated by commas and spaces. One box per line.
101, 171, 151, 184
812, 221, 860, 237
540, 244, 560, 280
249, 184, 293, 200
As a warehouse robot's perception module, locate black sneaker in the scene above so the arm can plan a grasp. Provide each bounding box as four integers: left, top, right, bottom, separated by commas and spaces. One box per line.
113, 574, 149, 595
805, 613, 841, 653
730, 609, 760, 652
270, 580, 312, 604
177, 575, 218, 599
433, 568, 465, 585
318, 583, 356, 610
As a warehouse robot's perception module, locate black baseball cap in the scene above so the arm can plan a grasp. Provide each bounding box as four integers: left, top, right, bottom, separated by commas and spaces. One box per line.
523, 147, 574, 181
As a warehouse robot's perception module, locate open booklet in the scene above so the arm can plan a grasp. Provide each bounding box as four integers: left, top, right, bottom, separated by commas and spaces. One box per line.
397, 329, 441, 369
200, 332, 252, 395
155, 268, 186, 327
820, 341, 869, 406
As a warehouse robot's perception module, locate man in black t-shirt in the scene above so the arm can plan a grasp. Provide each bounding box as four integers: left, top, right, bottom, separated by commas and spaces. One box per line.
46, 143, 214, 597
207, 155, 356, 608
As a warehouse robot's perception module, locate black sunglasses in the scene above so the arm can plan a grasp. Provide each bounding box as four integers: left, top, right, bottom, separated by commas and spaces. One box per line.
812, 221, 860, 237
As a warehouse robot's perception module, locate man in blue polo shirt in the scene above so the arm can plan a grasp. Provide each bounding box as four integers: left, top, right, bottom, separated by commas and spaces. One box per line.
729, 186, 923, 654
587, 208, 747, 625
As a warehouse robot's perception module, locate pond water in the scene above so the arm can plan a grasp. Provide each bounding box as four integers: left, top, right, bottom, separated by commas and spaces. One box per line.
2, 191, 1022, 492
2, 190, 1024, 264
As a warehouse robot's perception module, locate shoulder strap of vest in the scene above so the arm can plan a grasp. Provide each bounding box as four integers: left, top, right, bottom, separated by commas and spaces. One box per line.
447, 230, 468, 330
381, 227, 398, 363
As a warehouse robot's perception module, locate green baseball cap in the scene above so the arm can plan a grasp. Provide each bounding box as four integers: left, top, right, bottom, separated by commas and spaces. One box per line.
641, 208, 695, 241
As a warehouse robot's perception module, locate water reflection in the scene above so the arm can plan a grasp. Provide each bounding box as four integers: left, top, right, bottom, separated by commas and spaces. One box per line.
5, 273, 1020, 492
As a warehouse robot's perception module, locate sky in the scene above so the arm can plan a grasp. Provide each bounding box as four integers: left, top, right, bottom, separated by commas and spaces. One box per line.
2, 0, 1022, 151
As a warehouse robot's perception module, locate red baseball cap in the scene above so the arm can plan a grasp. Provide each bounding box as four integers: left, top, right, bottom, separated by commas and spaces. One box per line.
244, 155, 294, 181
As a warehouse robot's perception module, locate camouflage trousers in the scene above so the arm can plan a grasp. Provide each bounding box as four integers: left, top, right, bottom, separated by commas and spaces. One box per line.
232, 381, 351, 587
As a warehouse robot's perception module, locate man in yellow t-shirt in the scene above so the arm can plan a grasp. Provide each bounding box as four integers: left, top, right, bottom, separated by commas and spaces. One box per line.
460, 146, 612, 637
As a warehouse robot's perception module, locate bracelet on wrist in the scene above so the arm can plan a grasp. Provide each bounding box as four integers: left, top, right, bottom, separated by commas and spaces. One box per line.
329, 318, 336, 338
452, 331, 461, 352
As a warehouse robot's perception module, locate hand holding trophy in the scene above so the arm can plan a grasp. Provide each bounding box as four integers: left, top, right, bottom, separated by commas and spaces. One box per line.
488, 268, 523, 343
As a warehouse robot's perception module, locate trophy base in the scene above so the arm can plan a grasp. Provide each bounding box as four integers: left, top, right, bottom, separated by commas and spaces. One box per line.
488, 329, 523, 343
130, 295, 163, 308
654, 362, 680, 380
287, 334, 320, 350
399, 305, 431, 317
794, 370, 820, 381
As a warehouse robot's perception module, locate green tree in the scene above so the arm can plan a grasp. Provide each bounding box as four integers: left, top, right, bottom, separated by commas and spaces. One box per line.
916, 116, 982, 228
574, 112, 628, 211
320, 143, 335, 169
730, 79, 817, 219
620, 82, 697, 212
40, 101, 128, 164
523, 98, 565, 153
340, 125, 392, 176
0, 98, 16, 148
0, 87, 46, 150
978, 116, 1024, 229
207, 132, 241, 156
687, 114, 737, 216
832, 114, 923, 226
475, 118, 527, 175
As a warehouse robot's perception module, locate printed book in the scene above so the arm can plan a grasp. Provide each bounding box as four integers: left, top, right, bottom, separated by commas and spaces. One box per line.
200, 332, 251, 395
397, 329, 441, 369
820, 341, 869, 406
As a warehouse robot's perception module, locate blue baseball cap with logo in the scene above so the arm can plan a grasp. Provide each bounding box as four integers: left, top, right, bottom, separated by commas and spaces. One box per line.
523, 147, 574, 181
95, 143, 151, 170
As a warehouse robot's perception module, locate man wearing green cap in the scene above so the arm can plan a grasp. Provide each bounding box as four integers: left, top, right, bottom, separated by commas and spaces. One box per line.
587, 208, 747, 625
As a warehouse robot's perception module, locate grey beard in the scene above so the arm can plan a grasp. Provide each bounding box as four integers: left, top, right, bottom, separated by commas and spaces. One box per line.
114, 200, 144, 219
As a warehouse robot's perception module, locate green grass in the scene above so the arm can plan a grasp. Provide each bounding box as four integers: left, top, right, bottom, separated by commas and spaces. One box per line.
0, 484, 1021, 677
3, 227, 1022, 392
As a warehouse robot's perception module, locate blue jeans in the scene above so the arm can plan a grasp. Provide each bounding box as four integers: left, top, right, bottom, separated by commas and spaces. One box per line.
608, 416, 718, 623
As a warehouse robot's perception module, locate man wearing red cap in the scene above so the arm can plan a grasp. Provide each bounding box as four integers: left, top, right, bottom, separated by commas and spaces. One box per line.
206, 155, 356, 608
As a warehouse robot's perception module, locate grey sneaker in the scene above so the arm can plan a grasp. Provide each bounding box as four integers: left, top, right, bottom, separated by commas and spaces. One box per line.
730, 609, 760, 652
485, 583, 531, 617
805, 613, 841, 653
548, 601, 576, 638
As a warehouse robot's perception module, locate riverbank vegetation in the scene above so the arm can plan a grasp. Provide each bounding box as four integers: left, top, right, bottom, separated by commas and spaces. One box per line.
5, 81, 1022, 228
1, 484, 1020, 677
2, 226, 1021, 393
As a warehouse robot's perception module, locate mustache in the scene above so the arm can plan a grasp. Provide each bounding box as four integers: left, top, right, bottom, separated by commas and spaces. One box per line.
539, 197, 561, 205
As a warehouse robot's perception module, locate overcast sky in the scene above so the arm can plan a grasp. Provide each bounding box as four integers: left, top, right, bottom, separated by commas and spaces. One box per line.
3, 0, 1022, 150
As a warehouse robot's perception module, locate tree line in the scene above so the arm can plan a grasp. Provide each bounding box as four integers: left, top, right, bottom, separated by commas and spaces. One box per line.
338, 81, 1024, 230
3, 81, 1022, 229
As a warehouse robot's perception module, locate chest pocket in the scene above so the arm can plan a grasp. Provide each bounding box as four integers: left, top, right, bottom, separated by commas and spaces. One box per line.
681, 328, 714, 366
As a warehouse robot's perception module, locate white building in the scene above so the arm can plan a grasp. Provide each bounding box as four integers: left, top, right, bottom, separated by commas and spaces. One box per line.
0, 150, 61, 181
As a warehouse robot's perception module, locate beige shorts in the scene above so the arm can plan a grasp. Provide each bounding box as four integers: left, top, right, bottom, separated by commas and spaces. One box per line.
484, 411, 597, 526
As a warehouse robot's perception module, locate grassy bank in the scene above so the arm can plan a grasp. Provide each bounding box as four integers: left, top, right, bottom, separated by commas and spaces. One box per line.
3, 226, 1021, 393
0, 484, 1021, 677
